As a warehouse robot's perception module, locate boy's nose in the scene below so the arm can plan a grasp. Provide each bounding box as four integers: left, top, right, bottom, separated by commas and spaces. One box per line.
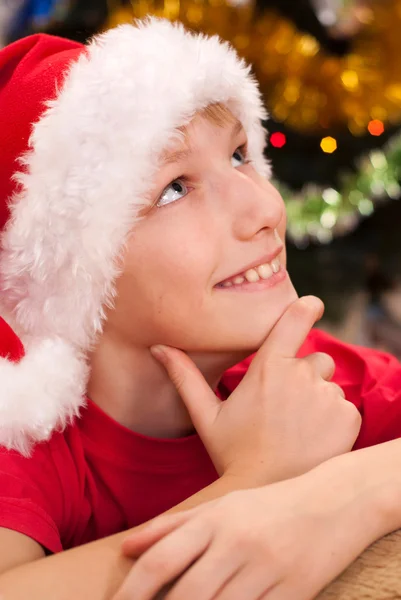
227, 171, 284, 241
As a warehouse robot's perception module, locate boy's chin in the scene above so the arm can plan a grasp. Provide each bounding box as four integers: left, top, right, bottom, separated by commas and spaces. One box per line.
172, 287, 300, 357
230, 295, 300, 353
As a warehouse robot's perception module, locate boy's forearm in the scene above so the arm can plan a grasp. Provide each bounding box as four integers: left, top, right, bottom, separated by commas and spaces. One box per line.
0, 474, 247, 599
3, 439, 401, 600
353, 438, 401, 540
313, 438, 401, 545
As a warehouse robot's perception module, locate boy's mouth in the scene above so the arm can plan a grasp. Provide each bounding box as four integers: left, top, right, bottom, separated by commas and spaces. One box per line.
216, 255, 282, 288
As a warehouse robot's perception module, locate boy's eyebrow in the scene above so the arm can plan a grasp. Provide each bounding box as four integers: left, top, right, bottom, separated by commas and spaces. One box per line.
161, 148, 192, 166
160, 118, 245, 166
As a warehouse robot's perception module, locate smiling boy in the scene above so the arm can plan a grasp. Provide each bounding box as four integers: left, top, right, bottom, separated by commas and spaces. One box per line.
0, 17, 401, 600
87, 104, 298, 441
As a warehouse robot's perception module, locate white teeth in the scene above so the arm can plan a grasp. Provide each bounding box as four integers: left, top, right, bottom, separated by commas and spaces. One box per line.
244, 268, 260, 283
257, 263, 273, 279
220, 256, 281, 288
271, 258, 280, 274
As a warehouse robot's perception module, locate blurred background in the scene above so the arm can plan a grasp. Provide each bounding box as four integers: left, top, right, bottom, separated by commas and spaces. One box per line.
2, 0, 401, 355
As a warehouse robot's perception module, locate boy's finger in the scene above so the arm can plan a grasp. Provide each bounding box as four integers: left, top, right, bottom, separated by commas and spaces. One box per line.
256, 296, 324, 361
114, 520, 211, 600
122, 510, 197, 557
303, 352, 335, 381
150, 345, 220, 437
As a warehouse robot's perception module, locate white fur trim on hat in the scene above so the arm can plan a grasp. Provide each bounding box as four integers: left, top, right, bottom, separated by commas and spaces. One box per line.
0, 18, 270, 451
0, 337, 87, 455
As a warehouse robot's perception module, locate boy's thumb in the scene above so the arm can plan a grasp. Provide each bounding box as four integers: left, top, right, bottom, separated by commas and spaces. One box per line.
150, 345, 220, 437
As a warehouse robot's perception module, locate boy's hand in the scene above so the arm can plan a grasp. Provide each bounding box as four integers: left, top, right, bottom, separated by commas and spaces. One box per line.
151, 296, 361, 485
113, 461, 380, 600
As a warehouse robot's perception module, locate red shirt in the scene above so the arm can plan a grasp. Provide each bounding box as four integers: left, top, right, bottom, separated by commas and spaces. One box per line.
1, 329, 401, 553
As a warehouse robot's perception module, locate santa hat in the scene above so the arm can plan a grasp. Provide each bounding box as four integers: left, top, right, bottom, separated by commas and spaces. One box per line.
0, 18, 270, 455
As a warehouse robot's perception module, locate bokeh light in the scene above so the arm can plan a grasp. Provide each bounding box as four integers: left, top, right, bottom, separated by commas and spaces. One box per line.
368, 119, 385, 136
320, 136, 337, 153
270, 132, 287, 148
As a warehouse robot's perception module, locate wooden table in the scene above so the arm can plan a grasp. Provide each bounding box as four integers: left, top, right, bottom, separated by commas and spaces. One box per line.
319, 529, 401, 599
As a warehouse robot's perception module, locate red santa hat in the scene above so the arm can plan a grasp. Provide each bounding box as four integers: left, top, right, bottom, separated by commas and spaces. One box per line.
0, 18, 270, 455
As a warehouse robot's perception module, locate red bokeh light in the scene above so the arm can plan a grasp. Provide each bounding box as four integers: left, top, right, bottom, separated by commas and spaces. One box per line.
270, 132, 287, 148
368, 119, 384, 136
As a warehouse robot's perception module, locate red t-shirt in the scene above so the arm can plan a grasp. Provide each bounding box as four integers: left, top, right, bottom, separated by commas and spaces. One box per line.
1, 329, 401, 553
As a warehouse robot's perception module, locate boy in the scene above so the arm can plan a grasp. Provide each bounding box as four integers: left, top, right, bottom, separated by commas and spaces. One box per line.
0, 17, 401, 600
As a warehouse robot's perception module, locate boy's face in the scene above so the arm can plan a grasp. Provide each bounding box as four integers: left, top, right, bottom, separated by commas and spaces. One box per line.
109, 109, 297, 354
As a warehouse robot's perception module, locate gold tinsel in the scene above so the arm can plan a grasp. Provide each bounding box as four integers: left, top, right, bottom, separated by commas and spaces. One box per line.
106, 0, 401, 135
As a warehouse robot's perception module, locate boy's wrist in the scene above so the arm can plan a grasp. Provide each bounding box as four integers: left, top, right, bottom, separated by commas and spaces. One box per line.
223, 463, 290, 489
311, 444, 401, 543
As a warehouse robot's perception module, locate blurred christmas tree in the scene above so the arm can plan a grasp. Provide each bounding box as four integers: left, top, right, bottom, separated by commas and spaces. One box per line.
254, 0, 401, 245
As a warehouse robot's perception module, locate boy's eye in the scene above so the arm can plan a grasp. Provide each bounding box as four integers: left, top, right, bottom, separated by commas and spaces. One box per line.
156, 147, 248, 208
231, 147, 247, 168
157, 179, 189, 207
